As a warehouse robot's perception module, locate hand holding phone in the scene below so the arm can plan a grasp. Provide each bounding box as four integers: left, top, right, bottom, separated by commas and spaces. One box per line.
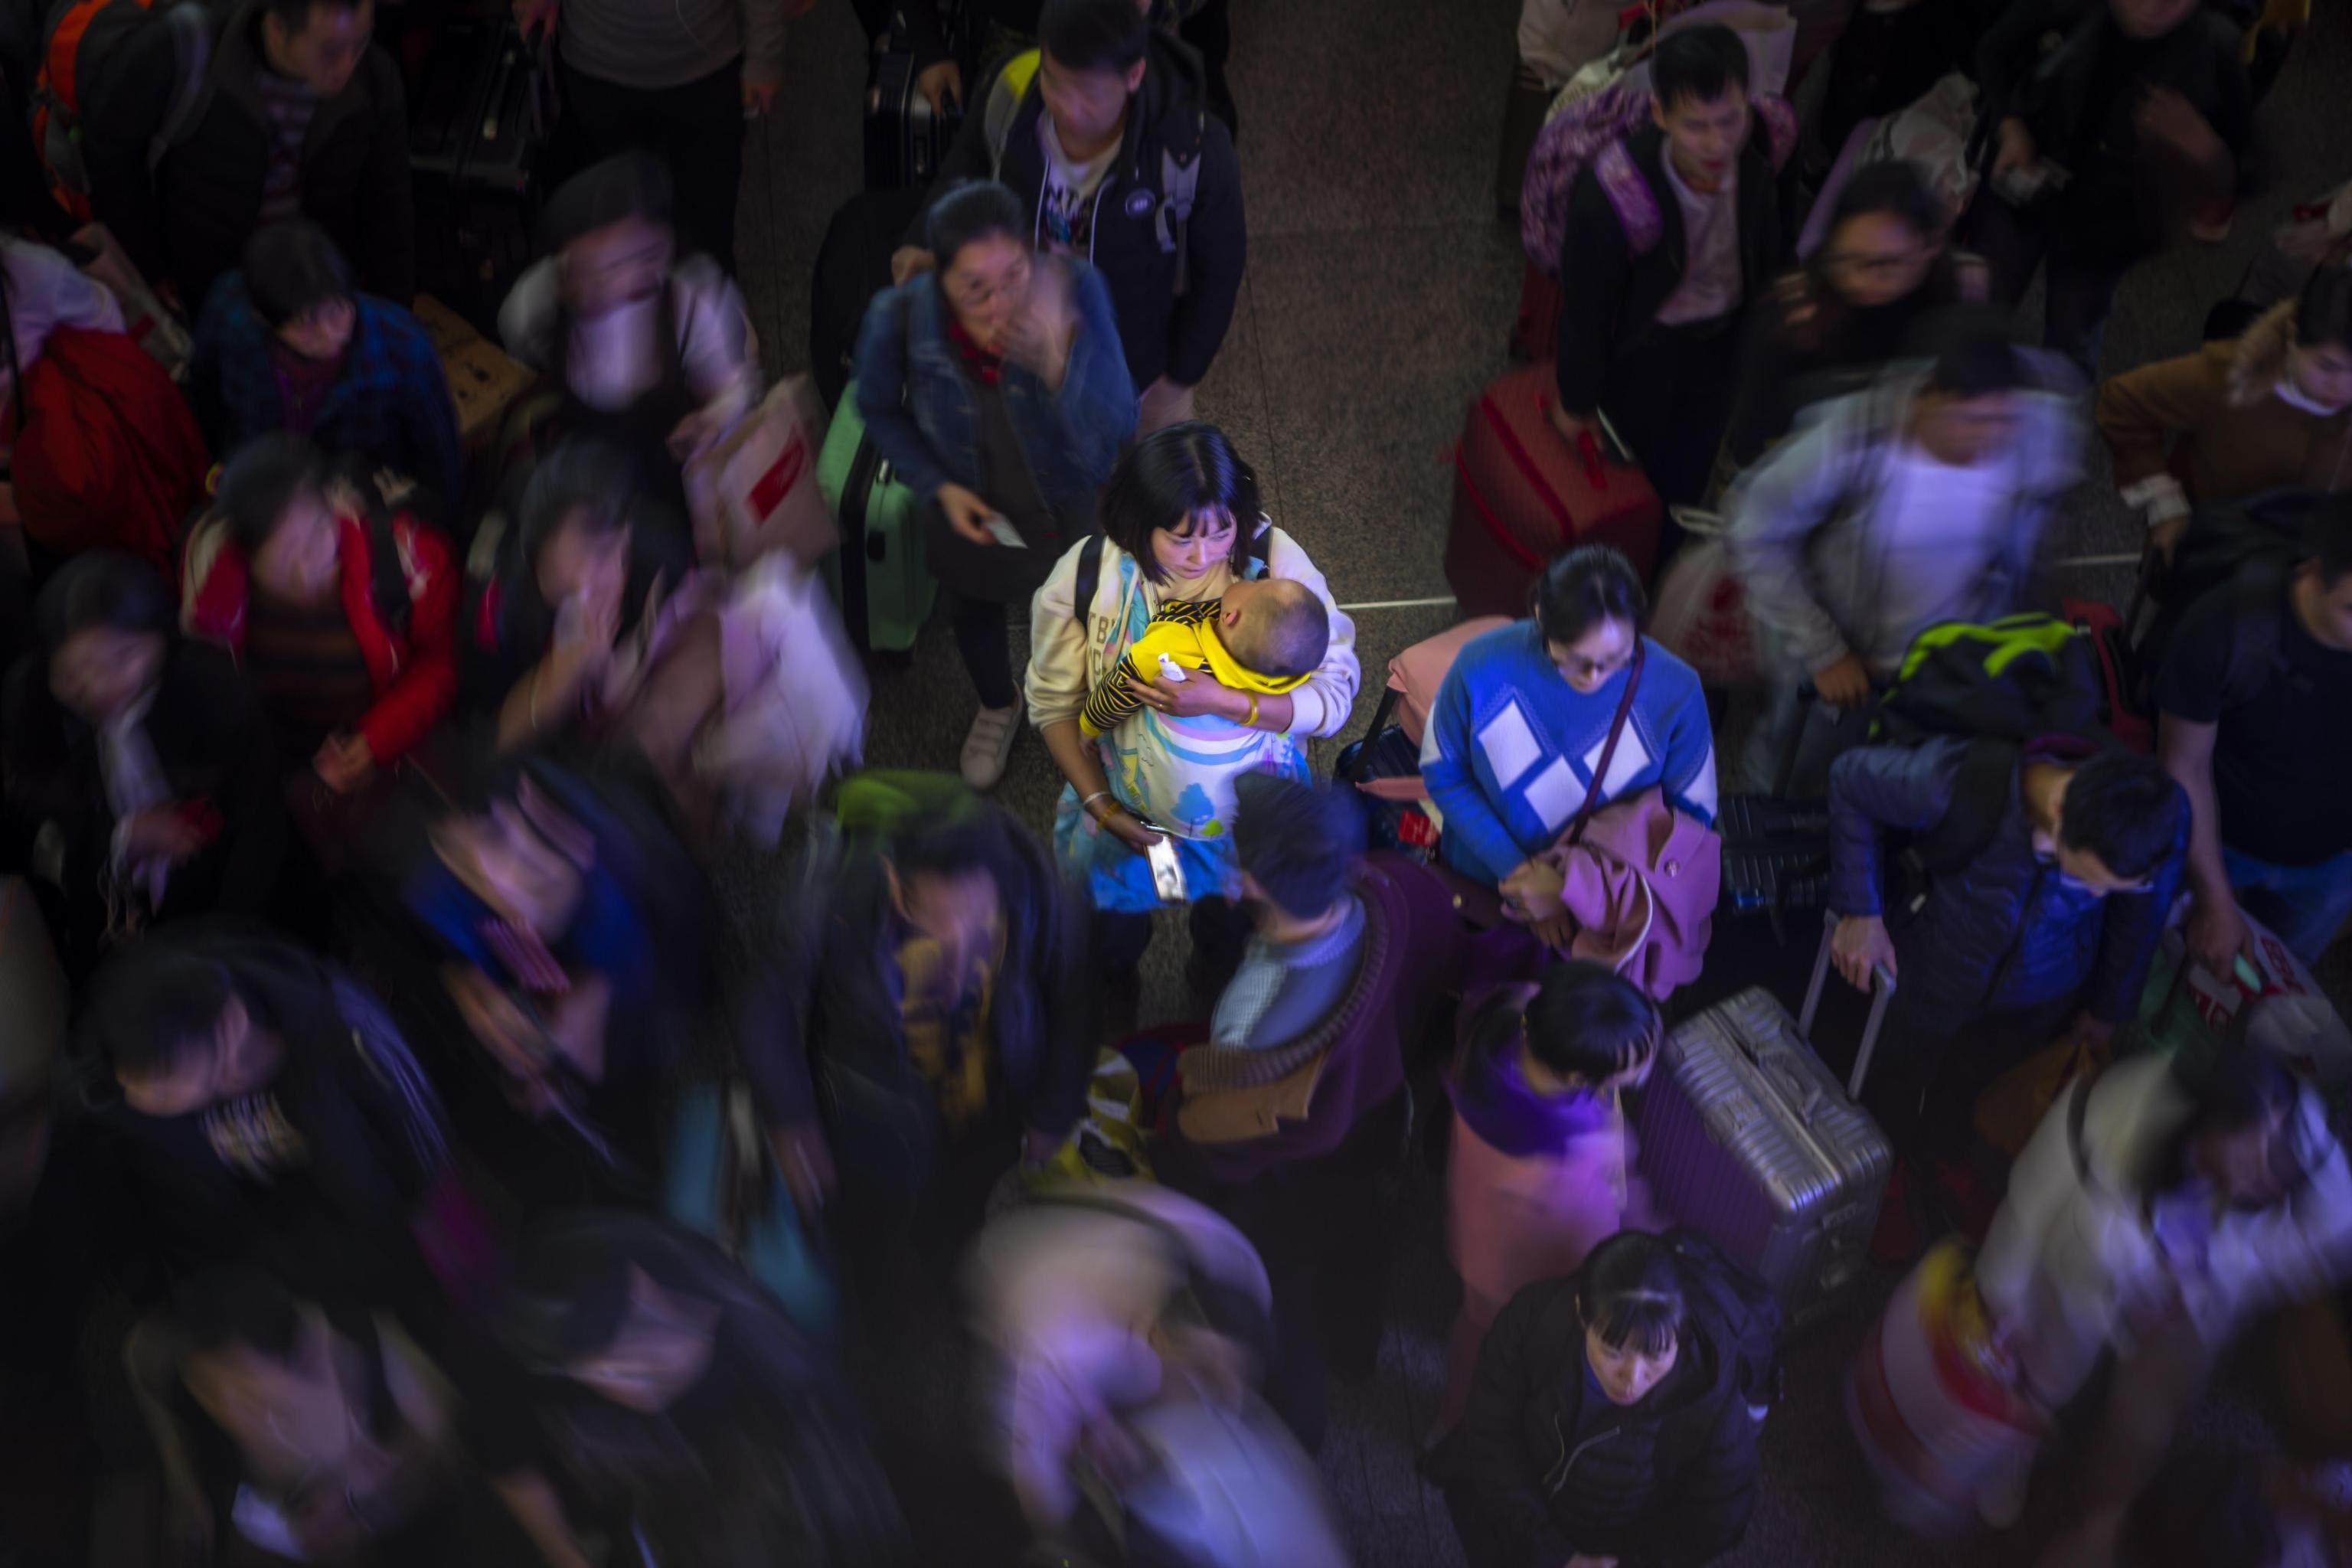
1140, 828, 1186, 903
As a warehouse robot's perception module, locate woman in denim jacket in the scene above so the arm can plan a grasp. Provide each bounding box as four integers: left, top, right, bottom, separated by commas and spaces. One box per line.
854, 180, 1136, 789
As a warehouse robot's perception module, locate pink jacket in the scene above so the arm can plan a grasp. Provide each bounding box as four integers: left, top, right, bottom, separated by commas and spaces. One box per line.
1533, 786, 1720, 1000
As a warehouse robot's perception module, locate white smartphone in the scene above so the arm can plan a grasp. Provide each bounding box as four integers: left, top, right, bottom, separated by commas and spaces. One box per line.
1156, 652, 1190, 684
982, 513, 1027, 549
1132, 818, 1187, 903
1145, 836, 1186, 903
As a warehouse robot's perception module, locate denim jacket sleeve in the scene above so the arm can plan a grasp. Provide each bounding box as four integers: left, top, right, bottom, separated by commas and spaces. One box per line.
1048, 264, 1140, 476
1827, 738, 1965, 919
851, 286, 955, 504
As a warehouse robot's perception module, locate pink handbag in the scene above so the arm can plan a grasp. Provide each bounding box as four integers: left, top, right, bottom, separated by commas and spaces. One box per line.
1533, 786, 1722, 1000
1351, 616, 1514, 806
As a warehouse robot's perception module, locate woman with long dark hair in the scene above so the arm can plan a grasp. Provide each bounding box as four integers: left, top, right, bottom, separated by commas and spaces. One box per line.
467, 438, 699, 756
1723, 159, 1987, 469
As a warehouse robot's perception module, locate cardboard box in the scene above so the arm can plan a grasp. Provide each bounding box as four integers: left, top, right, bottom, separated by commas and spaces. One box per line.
443, 338, 537, 456
413, 294, 479, 359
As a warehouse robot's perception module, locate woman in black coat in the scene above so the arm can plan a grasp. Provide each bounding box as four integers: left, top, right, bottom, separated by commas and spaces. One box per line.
1, 554, 286, 978
1432, 1232, 1760, 1568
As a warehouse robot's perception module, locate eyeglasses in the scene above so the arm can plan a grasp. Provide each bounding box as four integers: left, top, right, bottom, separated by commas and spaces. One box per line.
945, 256, 1033, 313
1554, 651, 1631, 684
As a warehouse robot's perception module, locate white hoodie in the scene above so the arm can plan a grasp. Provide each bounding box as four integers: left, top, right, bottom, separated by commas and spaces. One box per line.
1977, 1055, 2352, 1408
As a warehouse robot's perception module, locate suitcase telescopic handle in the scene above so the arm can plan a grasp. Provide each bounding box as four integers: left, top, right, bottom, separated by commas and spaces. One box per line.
1576, 430, 1607, 491
1802, 910, 1896, 1101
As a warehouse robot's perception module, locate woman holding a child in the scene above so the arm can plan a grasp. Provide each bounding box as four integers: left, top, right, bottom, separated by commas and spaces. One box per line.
1027, 422, 1361, 1011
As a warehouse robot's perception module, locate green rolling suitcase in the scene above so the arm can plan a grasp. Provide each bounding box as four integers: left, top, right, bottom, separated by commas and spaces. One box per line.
816, 383, 937, 655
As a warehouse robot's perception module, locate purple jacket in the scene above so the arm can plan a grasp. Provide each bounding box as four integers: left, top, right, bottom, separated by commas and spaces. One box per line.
1448, 982, 1622, 1161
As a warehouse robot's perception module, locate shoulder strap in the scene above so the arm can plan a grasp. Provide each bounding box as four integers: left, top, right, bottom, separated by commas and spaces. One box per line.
985, 51, 1042, 176
1592, 139, 1664, 259
1566, 642, 1643, 848
152, 4, 215, 156
1909, 737, 2019, 877
1071, 532, 1106, 632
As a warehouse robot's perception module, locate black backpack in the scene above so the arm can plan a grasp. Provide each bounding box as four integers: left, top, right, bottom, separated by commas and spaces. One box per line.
1663, 1227, 1782, 1416
1870, 612, 2121, 885
2128, 488, 2314, 711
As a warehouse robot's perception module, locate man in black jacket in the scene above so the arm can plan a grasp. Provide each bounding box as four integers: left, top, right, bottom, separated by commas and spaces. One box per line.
1969, 0, 2252, 377
83, 0, 414, 310
1552, 24, 1796, 514
894, 0, 1244, 435
745, 789, 1090, 1288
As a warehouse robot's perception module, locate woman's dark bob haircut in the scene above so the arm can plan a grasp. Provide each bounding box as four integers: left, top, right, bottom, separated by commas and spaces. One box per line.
1100, 421, 1266, 584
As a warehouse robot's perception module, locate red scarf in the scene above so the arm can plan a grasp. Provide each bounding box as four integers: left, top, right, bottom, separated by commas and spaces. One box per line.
946, 318, 1005, 387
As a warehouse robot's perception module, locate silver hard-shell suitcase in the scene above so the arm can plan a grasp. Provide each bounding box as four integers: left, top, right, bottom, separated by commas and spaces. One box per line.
1634, 914, 1895, 1325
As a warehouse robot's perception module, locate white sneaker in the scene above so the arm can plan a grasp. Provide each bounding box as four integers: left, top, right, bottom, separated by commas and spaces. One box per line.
961, 701, 1022, 789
